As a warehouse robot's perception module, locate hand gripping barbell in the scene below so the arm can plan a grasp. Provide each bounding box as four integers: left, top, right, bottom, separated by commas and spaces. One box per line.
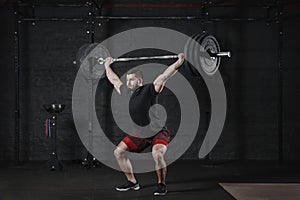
79, 33, 231, 79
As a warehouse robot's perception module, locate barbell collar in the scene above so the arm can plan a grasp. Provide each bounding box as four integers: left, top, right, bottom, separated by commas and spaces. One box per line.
208, 51, 231, 58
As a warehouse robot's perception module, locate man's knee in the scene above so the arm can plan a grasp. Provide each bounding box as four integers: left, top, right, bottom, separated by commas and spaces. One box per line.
114, 147, 124, 159
152, 152, 163, 163
114, 141, 128, 159
152, 146, 166, 162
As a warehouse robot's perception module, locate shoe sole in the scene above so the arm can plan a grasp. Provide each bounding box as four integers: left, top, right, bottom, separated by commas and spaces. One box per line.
116, 186, 140, 192
153, 190, 167, 196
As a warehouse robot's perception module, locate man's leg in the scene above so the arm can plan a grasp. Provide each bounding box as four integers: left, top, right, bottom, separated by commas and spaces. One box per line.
152, 144, 168, 184
114, 141, 137, 184
152, 143, 168, 195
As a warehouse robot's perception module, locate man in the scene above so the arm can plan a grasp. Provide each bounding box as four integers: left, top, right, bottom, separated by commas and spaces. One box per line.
104, 53, 184, 196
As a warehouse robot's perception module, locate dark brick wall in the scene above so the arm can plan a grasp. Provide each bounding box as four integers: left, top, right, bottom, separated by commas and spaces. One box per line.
282, 7, 300, 161
0, 8, 15, 160
1, 1, 300, 161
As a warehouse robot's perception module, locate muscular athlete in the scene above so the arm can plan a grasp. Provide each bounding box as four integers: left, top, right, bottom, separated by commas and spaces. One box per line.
104, 53, 184, 196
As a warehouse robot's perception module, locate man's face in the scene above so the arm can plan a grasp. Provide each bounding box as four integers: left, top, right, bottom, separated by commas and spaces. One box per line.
126, 74, 141, 91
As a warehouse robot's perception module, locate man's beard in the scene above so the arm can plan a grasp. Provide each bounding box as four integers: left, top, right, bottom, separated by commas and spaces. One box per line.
128, 84, 139, 92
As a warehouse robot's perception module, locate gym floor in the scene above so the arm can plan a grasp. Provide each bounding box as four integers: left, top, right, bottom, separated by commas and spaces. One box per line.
1, 160, 299, 200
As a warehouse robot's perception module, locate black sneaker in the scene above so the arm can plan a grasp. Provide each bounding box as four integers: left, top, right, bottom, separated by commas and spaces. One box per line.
116, 180, 140, 192
153, 183, 167, 196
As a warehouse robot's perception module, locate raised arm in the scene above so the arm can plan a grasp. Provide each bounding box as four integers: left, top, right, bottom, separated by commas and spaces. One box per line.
104, 57, 123, 94
153, 53, 185, 93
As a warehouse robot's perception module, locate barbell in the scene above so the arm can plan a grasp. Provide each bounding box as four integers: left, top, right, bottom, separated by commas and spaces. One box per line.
79, 33, 231, 79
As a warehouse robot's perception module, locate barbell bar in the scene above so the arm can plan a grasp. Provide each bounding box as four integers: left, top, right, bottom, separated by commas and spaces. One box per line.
97, 50, 230, 64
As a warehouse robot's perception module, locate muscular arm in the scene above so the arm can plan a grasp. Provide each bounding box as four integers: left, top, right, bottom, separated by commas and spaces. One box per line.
153, 53, 185, 93
105, 57, 123, 94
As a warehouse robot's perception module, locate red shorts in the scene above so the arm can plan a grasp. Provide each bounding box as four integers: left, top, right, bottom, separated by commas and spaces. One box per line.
122, 130, 170, 153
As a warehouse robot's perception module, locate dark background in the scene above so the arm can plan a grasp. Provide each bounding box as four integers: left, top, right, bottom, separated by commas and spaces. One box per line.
0, 0, 299, 162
